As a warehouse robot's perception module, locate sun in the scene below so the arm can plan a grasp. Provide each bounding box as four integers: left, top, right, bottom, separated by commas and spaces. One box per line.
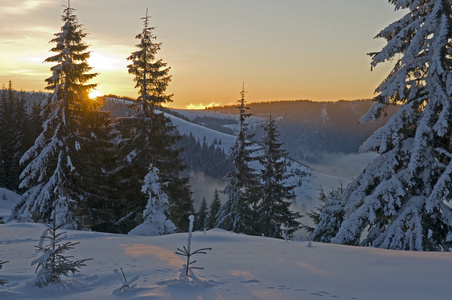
89, 89, 103, 99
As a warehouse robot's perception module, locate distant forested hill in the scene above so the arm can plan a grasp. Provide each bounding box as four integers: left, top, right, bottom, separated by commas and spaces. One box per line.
203, 99, 398, 163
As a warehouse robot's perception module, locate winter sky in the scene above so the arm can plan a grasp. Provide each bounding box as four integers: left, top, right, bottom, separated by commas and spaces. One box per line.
1, 0, 405, 109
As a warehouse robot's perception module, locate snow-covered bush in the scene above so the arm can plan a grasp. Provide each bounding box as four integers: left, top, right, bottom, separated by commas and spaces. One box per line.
305, 187, 345, 243
128, 164, 176, 236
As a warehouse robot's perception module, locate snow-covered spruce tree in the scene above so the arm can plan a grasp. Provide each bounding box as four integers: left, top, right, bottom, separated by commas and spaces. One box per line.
115, 9, 193, 233
331, 0, 452, 251
207, 189, 221, 229
305, 187, 344, 243
129, 164, 176, 236
32, 213, 91, 287
10, 2, 98, 229
127, 8, 172, 111
255, 115, 301, 238
216, 85, 260, 234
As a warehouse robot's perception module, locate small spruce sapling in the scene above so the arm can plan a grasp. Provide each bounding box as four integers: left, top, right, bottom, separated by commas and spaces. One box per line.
175, 215, 211, 278
31, 212, 92, 287
0, 260, 8, 286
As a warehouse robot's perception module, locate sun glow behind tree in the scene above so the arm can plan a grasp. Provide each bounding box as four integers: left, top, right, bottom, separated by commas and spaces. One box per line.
88, 89, 103, 99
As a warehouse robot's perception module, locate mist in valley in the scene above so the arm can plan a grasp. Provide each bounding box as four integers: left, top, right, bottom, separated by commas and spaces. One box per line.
307, 151, 379, 180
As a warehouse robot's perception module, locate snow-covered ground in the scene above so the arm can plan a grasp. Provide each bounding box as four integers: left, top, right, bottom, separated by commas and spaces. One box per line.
1, 103, 450, 299
0, 222, 451, 299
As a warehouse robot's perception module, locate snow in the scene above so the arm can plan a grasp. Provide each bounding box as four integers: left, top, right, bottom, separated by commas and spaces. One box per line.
165, 112, 236, 153
125, 150, 137, 164
0, 222, 451, 299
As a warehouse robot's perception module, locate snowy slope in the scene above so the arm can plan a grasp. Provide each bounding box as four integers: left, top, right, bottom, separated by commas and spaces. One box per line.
0, 222, 450, 299
166, 113, 236, 153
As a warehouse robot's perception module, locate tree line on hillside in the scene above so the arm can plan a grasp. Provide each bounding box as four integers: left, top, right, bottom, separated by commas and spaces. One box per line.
176, 134, 231, 179
0, 82, 43, 192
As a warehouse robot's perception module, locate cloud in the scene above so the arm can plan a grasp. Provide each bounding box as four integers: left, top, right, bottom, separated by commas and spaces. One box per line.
88, 52, 126, 71
7, 69, 47, 76
189, 171, 227, 209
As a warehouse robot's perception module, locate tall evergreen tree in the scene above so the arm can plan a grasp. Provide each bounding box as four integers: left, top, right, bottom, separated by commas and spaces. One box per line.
195, 197, 208, 231
10, 2, 98, 228
208, 189, 222, 229
127, 8, 172, 111
328, 0, 452, 251
115, 9, 193, 233
255, 115, 301, 238
216, 85, 259, 234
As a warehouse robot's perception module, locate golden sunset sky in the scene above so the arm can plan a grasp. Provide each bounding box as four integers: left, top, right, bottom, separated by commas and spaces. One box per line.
0, 0, 404, 109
